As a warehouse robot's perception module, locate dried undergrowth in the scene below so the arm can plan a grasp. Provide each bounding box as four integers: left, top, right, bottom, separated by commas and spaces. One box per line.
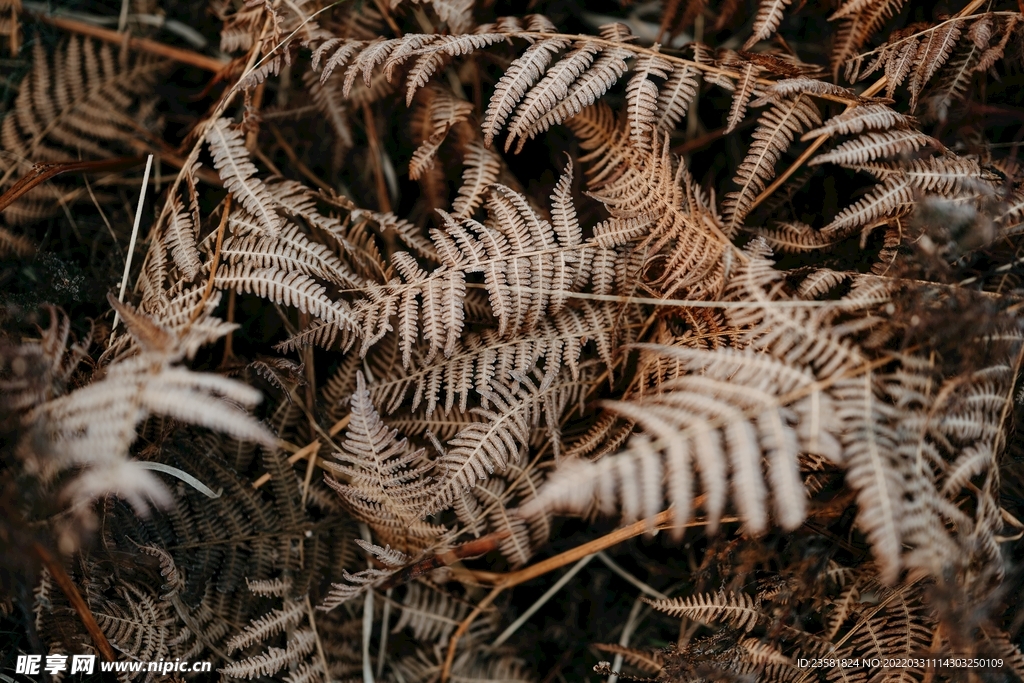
2, 0, 1024, 681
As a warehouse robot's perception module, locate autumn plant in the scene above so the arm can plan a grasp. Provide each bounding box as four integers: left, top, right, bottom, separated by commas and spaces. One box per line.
1, 0, 1024, 680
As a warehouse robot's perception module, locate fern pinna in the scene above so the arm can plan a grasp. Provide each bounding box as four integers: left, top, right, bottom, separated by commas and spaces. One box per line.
1, 0, 1023, 682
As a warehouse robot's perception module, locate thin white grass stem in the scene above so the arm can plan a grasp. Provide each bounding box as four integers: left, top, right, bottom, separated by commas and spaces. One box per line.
360, 523, 376, 683
608, 597, 646, 683
112, 154, 153, 333
491, 553, 596, 648
596, 552, 667, 600
376, 588, 392, 680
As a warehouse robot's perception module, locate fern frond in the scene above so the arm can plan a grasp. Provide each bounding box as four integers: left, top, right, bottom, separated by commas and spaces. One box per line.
221, 222, 362, 288
425, 371, 585, 513
165, 195, 202, 281
743, 0, 795, 49
810, 129, 939, 167
823, 176, 914, 234
755, 222, 843, 252
324, 372, 445, 552
482, 37, 571, 148
723, 95, 821, 234
521, 46, 635, 146
208, 119, 284, 235
451, 142, 503, 220
0, 37, 164, 223
504, 41, 601, 153
626, 54, 673, 151
391, 583, 470, 642
645, 592, 763, 632
725, 63, 760, 134
226, 599, 305, 654
801, 104, 914, 140
214, 263, 358, 330
524, 343, 841, 535
219, 628, 317, 678
410, 85, 475, 180
370, 301, 619, 416
653, 63, 700, 133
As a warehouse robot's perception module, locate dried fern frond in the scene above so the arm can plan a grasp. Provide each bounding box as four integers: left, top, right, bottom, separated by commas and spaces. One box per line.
18, 298, 274, 551
802, 103, 914, 139
522, 342, 842, 536
743, 0, 796, 49
215, 263, 358, 331
358, 168, 590, 363
369, 301, 620, 416
425, 369, 587, 513
810, 129, 940, 167
823, 175, 914, 235
483, 37, 571, 148
0, 37, 164, 223
410, 85, 475, 180
646, 591, 762, 632
207, 119, 284, 236
323, 371, 446, 553
722, 95, 821, 234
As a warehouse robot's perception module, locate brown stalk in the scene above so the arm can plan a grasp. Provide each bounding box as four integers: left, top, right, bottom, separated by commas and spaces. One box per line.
32, 543, 117, 662
362, 102, 393, 213
0, 157, 144, 215
441, 504, 734, 683
27, 10, 227, 73
189, 195, 232, 326
252, 414, 351, 489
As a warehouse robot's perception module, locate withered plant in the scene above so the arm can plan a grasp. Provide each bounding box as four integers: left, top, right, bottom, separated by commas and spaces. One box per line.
2, 0, 1024, 681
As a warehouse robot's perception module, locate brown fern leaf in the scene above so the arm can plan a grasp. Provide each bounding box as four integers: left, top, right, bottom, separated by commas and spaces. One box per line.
801, 103, 914, 140
653, 63, 701, 133
214, 263, 358, 331
722, 95, 821, 234
207, 119, 284, 236
823, 176, 914, 237
519, 46, 635, 149
852, 156, 998, 194
369, 301, 621, 415
449, 142, 500, 220
323, 372, 445, 553
626, 54, 674, 151
830, 0, 907, 80
742, 0, 795, 50
754, 222, 844, 252
810, 129, 939, 167
410, 85, 475, 180
906, 20, 965, 110
425, 370, 586, 513
0, 38, 164, 223
165, 193, 202, 281
504, 41, 602, 153
645, 592, 763, 632
725, 63, 760, 134
482, 37, 571, 148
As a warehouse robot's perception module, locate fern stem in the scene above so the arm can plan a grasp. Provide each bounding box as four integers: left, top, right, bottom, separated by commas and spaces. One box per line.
26, 9, 227, 72
189, 194, 231, 326
305, 595, 332, 683
32, 543, 117, 662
